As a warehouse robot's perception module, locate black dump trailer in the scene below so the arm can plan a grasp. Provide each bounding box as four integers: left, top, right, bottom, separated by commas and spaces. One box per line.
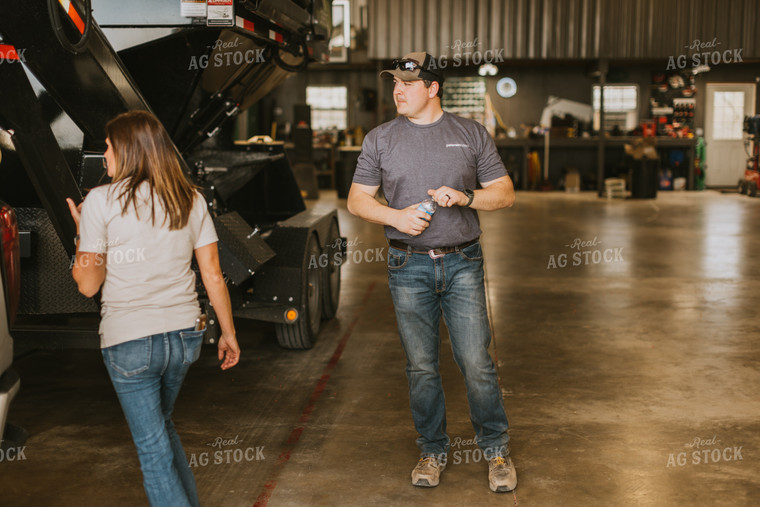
0, 0, 343, 350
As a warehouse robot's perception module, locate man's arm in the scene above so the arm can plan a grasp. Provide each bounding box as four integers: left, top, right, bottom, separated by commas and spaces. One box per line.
347, 183, 432, 237
427, 174, 515, 211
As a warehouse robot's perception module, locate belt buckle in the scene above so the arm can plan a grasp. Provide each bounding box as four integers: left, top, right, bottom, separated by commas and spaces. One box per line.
428, 249, 445, 259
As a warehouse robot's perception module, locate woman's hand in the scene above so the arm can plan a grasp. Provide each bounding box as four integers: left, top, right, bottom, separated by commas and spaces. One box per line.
218, 334, 240, 370
66, 198, 83, 230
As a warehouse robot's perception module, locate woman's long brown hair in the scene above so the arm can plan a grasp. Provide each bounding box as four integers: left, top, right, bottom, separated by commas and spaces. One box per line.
105, 110, 196, 230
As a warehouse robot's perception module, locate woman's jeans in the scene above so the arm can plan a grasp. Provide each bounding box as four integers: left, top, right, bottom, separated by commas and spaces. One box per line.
387, 241, 509, 459
102, 327, 205, 507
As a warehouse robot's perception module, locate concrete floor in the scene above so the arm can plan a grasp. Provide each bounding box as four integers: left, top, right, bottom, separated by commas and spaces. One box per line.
1, 190, 759, 506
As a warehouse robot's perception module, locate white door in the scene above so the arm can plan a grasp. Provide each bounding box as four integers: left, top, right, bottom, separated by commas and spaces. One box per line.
705, 83, 756, 186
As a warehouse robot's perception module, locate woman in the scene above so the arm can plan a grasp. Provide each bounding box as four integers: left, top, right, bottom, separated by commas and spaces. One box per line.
67, 110, 240, 507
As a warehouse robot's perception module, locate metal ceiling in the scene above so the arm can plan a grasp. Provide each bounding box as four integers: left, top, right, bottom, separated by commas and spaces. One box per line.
368, 0, 760, 60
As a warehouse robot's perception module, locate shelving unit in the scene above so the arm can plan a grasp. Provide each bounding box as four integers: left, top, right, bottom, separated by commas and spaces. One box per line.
496, 137, 697, 191
650, 72, 697, 136
442, 77, 487, 125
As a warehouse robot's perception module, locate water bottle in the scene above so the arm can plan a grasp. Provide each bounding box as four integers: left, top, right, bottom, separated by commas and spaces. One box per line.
417, 197, 437, 221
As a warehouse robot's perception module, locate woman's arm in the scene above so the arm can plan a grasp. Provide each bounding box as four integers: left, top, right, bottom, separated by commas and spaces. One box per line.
67, 198, 106, 297
71, 251, 107, 297
194, 242, 240, 370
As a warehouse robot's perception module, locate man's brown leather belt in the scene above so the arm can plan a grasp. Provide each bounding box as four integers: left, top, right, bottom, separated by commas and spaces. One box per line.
389, 238, 479, 259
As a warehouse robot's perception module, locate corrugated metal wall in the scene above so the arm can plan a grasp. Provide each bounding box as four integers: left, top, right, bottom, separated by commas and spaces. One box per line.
368, 0, 760, 60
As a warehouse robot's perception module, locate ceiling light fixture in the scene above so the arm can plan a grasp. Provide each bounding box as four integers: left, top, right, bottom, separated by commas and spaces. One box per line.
478, 63, 498, 76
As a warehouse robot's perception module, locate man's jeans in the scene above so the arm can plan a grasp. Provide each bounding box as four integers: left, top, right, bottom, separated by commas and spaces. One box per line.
102, 327, 205, 507
387, 241, 509, 458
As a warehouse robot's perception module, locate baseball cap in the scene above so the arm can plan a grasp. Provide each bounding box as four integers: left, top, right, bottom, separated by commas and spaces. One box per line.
380, 52, 443, 84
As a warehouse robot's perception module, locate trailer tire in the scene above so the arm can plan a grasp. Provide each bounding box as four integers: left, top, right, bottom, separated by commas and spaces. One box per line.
275, 233, 322, 349
739, 179, 748, 194
321, 219, 341, 319
749, 181, 758, 197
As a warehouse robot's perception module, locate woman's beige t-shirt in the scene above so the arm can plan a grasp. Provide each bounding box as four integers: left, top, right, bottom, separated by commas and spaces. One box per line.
78, 180, 218, 348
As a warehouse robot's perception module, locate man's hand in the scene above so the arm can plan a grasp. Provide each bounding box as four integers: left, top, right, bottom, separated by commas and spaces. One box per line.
392, 202, 431, 236
427, 186, 467, 208
427, 177, 515, 211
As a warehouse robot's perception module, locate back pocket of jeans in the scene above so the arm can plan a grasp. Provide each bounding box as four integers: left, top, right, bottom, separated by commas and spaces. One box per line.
105, 338, 152, 377
180, 329, 206, 365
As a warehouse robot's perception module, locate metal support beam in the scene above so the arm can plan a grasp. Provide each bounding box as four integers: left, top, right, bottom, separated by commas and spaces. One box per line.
0, 0, 152, 145
596, 58, 607, 197
0, 63, 81, 257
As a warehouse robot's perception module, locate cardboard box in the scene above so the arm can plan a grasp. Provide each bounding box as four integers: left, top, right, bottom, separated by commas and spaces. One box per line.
565, 170, 580, 192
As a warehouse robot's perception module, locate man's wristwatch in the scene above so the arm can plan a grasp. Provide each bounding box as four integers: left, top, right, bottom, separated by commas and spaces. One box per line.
74, 234, 80, 248
462, 188, 474, 207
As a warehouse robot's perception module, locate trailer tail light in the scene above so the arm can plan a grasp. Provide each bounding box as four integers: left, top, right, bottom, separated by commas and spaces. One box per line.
0, 44, 20, 61
0, 205, 20, 327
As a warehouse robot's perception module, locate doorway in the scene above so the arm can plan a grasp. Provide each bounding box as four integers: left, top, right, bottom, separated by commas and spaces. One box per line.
705, 83, 756, 187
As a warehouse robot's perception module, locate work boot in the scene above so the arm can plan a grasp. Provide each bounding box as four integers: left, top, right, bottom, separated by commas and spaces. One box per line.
411, 454, 446, 487
488, 455, 517, 492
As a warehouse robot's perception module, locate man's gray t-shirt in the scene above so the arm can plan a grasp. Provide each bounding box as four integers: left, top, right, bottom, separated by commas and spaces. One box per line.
352, 112, 507, 249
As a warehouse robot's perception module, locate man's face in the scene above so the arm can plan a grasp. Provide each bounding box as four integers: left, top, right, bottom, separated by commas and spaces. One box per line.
393, 78, 434, 117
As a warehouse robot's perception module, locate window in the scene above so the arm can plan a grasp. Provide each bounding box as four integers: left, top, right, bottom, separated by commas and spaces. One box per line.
592, 84, 638, 132
329, 0, 350, 62
712, 91, 744, 140
306, 86, 348, 130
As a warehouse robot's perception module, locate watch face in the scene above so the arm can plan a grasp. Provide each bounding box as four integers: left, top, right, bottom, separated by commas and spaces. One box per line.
464, 189, 474, 205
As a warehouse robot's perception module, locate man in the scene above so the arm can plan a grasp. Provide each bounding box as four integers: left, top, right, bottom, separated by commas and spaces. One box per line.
347, 52, 517, 493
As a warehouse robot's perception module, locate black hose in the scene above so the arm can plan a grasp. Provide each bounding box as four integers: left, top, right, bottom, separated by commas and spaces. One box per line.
48, 0, 92, 54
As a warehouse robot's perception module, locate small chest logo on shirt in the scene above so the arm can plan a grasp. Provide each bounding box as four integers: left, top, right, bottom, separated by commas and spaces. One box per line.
446, 143, 469, 148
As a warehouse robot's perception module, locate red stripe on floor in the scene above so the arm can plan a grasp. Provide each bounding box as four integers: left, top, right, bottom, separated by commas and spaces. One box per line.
253, 282, 375, 507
